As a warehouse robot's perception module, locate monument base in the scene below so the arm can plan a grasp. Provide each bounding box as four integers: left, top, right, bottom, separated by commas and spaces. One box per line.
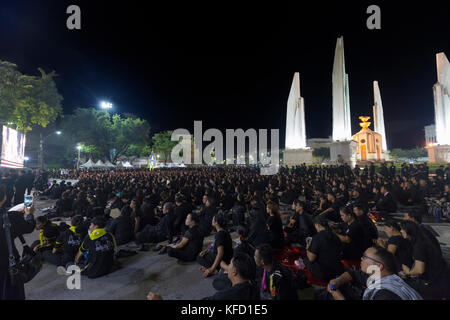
330, 140, 357, 168
427, 145, 450, 163
283, 148, 313, 166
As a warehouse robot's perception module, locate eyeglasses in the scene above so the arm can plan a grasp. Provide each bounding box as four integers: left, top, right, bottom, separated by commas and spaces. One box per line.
361, 254, 384, 265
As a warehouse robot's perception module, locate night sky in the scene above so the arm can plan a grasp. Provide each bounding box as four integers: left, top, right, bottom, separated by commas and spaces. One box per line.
1, 1, 449, 149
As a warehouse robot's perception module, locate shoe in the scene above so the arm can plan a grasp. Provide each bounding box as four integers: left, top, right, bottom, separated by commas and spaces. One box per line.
153, 244, 163, 252
56, 266, 72, 276
158, 246, 168, 255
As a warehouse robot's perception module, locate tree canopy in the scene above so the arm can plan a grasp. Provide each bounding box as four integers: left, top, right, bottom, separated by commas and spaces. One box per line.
61, 108, 151, 162
152, 131, 178, 163
0, 60, 63, 133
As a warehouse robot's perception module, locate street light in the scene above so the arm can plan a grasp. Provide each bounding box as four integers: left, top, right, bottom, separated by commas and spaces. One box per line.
39, 131, 62, 170
100, 101, 113, 109
24, 156, 29, 161
76, 145, 82, 170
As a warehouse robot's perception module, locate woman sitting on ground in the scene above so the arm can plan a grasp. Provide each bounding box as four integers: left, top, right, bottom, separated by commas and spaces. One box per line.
265, 201, 284, 249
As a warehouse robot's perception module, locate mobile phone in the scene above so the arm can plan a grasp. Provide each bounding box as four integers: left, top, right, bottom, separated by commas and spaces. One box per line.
24, 195, 33, 208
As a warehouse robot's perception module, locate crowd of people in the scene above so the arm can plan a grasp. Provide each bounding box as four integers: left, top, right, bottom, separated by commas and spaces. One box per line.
1, 162, 450, 300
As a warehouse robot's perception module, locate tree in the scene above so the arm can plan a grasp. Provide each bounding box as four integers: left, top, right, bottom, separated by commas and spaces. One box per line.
61, 108, 151, 162
152, 131, 178, 163
0, 61, 62, 133
389, 147, 427, 161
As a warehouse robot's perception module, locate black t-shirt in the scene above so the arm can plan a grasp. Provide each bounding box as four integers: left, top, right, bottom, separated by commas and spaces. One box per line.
80, 230, 116, 278
308, 230, 344, 278
266, 215, 284, 249
213, 229, 233, 264
258, 263, 298, 300
204, 281, 260, 300
342, 220, 365, 260
387, 235, 413, 269
357, 214, 378, 250
183, 225, 204, 255
411, 240, 447, 283
55, 226, 87, 258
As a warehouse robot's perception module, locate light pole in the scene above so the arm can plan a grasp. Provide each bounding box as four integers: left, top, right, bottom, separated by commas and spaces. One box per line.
39, 131, 62, 170
100, 101, 113, 110
76, 145, 82, 170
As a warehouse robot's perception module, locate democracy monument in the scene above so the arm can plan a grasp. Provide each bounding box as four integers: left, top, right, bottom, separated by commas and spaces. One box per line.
284, 37, 450, 166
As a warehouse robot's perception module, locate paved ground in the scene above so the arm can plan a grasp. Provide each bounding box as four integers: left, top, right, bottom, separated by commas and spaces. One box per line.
20, 199, 450, 300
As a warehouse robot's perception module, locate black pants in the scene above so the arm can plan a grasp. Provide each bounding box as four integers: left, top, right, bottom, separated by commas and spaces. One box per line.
135, 226, 166, 245
304, 258, 337, 283
0, 268, 25, 300
167, 247, 197, 262
196, 250, 217, 269
42, 251, 74, 267
14, 190, 26, 206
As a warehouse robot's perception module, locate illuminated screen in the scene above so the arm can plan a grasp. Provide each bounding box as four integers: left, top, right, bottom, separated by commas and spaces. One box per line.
1, 126, 26, 169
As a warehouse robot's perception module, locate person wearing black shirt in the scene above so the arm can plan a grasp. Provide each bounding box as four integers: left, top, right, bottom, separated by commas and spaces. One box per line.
198, 196, 217, 237
13, 170, 27, 206
254, 244, 298, 300
43, 215, 87, 266
403, 211, 442, 255
305, 216, 345, 282
197, 213, 233, 278
140, 196, 157, 227
247, 197, 270, 247
372, 185, 397, 216
376, 220, 413, 270
31, 216, 60, 254
106, 205, 134, 245
326, 246, 422, 300
285, 200, 316, 247
0, 186, 35, 300
336, 207, 365, 260
75, 216, 116, 279
135, 202, 174, 245
173, 194, 190, 236
319, 193, 342, 223
231, 194, 246, 227
400, 221, 450, 300
147, 252, 259, 300
167, 213, 204, 262
353, 205, 378, 251
265, 201, 284, 249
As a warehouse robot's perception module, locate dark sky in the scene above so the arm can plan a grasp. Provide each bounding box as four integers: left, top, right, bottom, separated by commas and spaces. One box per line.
0, 1, 449, 149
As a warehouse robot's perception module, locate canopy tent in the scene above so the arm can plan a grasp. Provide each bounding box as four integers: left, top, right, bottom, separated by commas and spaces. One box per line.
80, 159, 95, 168
104, 160, 116, 168
94, 160, 106, 168
116, 161, 123, 167
122, 161, 133, 168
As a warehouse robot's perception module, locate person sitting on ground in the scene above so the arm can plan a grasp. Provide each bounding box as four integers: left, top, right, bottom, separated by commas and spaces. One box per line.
318, 192, 343, 223
148, 252, 259, 300
304, 216, 345, 283
212, 224, 256, 291
376, 220, 413, 271
106, 204, 134, 246
403, 211, 442, 255
399, 221, 450, 300
167, 213, 204, 262
254, 243, 298, 300
247, 196, 270, 248
371, 185, 397, 216
134, 202, 175, 249
55, 191, 74, 217
336, 206, 365, 261
31, 216, 60, 254
325, 246, 422, 300
198, 196, 217, 237
231, 193, 246, 227
197, 213, 233, 278
285, 199, 316, 247
42, 215, 87, 267
75, 216, 116, 279
353, 205, 378, 251
265, 201, 284, 249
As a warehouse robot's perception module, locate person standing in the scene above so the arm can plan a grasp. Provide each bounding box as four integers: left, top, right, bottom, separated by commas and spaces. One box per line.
0, 183, 36, 300
13, 171, 27, 206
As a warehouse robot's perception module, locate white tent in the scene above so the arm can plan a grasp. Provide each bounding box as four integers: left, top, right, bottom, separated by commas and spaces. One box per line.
80, 159, 96, 168
122, 161, 133, 168
116, 161, 123, 167
95, 160, 106, 168
104, 160, 116, 168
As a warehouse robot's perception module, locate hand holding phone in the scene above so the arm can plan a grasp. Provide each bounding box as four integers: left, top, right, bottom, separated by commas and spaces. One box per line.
24, 195, 33, 208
